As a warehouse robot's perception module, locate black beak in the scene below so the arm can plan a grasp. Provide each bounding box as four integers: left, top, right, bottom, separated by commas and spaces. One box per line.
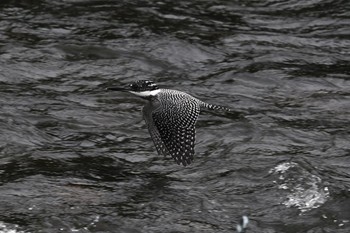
107, 85, 130, 91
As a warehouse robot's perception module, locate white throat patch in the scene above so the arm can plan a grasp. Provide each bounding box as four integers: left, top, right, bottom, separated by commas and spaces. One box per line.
129, 89, 160, 97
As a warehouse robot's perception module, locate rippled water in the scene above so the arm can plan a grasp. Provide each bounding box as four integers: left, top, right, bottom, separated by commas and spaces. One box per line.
0, 0, 350, 232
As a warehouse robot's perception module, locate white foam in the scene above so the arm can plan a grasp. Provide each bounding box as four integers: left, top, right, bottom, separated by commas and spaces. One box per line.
0, 222, 24, 233
271, 162, 330, 212
269, 162, 297, 173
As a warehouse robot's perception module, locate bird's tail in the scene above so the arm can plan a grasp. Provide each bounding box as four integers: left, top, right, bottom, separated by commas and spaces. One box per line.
199, 101, 233, 112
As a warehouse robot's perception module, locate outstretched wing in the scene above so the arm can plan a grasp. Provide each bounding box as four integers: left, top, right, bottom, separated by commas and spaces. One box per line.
143, 96, 200, 166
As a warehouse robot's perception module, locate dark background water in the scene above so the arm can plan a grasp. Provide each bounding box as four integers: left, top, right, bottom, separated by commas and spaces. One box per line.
0, 0, 350, 232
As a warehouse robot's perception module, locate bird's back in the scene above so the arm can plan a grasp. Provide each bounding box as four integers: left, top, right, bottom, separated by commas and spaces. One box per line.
156, 89, 201, 126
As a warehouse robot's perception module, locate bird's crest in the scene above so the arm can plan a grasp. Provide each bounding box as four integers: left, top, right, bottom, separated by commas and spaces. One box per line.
129, 80, 158, 92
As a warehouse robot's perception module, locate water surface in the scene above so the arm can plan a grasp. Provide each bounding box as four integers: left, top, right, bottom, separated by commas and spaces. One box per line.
0, 0, 349, 232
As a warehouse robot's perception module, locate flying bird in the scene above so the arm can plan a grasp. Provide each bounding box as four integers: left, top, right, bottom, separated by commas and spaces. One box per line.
110, 80, 232, 166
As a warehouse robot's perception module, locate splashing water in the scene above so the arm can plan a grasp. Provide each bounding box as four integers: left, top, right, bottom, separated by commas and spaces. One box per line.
0, 222, 24, 233
236, 215, 249, 233
270, 162, 330, 213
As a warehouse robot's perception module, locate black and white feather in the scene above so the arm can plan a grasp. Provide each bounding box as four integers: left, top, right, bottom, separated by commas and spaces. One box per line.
111, 80, 232, 166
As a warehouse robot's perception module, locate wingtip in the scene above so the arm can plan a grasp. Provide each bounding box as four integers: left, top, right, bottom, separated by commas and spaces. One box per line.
172, 156, 193, 166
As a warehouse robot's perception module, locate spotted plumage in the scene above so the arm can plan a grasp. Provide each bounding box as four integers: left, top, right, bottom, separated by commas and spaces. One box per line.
110, 80, 232, 166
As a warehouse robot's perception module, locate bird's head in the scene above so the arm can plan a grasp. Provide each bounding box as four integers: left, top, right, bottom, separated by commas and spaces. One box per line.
109, 80, 160, 98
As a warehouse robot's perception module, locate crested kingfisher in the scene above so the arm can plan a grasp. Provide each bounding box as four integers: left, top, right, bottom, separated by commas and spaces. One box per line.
110, 80, 232, 166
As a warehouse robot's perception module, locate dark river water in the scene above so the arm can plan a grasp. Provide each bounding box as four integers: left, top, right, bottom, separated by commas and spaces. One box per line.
1, 0, 350, 232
